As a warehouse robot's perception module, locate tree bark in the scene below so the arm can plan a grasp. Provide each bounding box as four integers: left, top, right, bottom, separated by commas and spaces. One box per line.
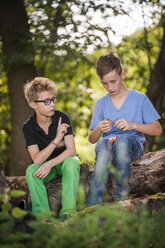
0, 0, 36, 175
129, 149, 165, 197
145, 21, 165, 151
0, 166, 6, 194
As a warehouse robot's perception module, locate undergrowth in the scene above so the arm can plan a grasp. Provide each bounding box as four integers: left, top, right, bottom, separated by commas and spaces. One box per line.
0, 188, 165, 248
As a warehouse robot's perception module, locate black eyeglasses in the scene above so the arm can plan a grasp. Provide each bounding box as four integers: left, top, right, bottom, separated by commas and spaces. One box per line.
34, 96, 57, 106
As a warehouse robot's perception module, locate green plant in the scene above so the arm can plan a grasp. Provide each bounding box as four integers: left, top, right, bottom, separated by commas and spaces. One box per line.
1, 189, 165, 248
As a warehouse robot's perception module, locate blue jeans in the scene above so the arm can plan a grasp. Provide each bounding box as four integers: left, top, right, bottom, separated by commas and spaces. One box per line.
87, 134, 143, 206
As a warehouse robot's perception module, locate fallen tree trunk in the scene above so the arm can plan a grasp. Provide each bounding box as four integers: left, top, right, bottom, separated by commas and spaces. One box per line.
4, 163, 91, 211
129, 148, 165, 197
1, 149, 165, 213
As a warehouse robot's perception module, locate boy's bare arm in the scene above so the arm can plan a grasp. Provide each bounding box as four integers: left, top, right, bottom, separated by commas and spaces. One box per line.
88, 127, 101, 144
88, 119, 113, 144
33, 134, 76, 178
28, 142, 57, 165
48, 134, 76, 167
115, 119, 162, 136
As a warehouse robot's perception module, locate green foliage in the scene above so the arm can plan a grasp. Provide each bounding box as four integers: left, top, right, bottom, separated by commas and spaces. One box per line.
117, 26, 163, 91
10, 190, 26, 198
25, 0, 123, 68
77, 184, 86, 211
0, 70, 11, 168
11, 207, 27, 219
1, 190, 165, 248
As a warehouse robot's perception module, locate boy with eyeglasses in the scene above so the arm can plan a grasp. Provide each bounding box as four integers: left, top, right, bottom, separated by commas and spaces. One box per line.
23, 77, 80, 220
87, 51, 162, 206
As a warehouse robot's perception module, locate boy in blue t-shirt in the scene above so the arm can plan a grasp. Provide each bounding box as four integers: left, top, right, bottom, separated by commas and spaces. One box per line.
87, 51, 162, 205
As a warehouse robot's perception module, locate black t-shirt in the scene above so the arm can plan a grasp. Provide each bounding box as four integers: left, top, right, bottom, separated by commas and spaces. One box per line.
22, 110, 74, 161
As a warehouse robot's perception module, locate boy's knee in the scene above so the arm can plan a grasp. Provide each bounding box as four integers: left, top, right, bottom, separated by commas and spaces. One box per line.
117, 134, 131, 144
62, 157, 80, 172
26, 164, 39, 177
114, 134, 131, 152
114, 134, 133, 145
95, 139, 109, 151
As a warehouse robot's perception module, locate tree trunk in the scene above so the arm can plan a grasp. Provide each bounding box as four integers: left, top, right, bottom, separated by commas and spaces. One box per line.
8, 66, 35, 176
0, 0, 36, 175
145, 21, 165, 151
0, 166, 6, 194
3, 151, 165, 214
129, 149, 165, 197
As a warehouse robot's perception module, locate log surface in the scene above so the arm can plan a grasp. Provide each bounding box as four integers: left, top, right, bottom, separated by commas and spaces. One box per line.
129, 149, 165, 197
1, 149, 165, 212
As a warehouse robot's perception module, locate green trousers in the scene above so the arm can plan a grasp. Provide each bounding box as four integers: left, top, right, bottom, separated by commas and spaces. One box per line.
26, 156, 80, 218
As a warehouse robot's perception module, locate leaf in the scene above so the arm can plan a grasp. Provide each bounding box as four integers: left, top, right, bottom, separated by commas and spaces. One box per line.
10, 189, 26, 198
1, 202, 11, 212
12, 207, 27, 218
0, 194, 4, 202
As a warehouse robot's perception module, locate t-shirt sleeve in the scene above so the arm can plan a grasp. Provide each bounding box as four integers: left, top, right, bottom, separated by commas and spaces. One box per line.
61, 113, 74, 136
22, 124, 37, 148
90, 100, 104, 130
142, 95, 161, 123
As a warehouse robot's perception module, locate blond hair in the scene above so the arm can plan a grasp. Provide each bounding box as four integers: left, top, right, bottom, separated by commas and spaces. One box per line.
24, 77, 57, 103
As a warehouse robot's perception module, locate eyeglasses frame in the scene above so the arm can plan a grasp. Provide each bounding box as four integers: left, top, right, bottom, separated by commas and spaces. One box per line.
34, 96, 57, 106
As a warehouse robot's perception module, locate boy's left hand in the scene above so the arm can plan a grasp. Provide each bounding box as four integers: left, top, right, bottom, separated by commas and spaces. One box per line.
115, 119, 133, 131
34, 163, 51, 179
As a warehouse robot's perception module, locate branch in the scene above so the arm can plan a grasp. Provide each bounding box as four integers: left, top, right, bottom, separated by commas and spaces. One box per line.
141, 4, 152, 73
51, 0, 67, 43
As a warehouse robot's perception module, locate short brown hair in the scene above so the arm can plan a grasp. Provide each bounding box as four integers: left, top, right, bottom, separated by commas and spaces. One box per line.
96, 51, 123, 79
24, 77, 57, 103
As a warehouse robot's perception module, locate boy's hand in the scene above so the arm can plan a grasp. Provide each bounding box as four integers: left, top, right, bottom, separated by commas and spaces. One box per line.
55, 117, 70, 144
34, 162, 51, 179
98, 118, 113, 133
115, 119, 134, 131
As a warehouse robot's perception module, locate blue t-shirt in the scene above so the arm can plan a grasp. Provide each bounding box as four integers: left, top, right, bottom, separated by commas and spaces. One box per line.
90, 89, 160, 150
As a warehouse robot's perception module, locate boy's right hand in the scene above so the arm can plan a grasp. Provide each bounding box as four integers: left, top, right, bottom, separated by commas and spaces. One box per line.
54, 117, 70, 144
98, 118, 112, 133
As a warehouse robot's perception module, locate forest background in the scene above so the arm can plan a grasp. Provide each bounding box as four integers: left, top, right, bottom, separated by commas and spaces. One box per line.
0, 0, 165, 176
